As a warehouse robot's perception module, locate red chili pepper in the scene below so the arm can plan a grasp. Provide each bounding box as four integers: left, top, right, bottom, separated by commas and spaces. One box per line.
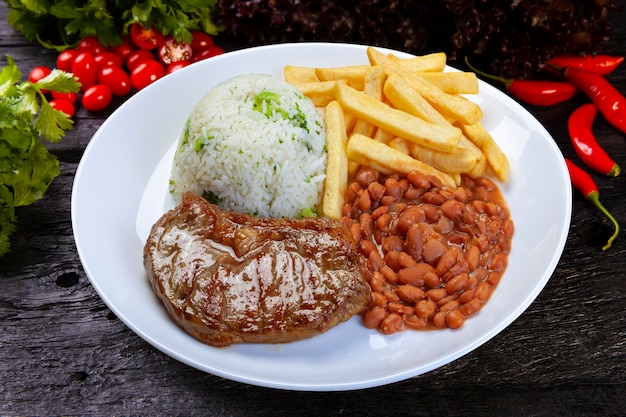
568, 103, 620, 177
546, 54, 624, 75
465, 57, 577, 106
561, 66, 626, 135
565, 158, 619, 250
507, 80, 577, 106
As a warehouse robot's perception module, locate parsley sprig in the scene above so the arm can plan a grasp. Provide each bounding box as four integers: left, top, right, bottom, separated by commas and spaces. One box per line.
5, 0, 222, 50
0, 56, 80, 256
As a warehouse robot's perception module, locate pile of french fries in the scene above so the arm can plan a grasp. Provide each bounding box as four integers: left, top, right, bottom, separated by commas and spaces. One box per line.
284, 47, 510, 220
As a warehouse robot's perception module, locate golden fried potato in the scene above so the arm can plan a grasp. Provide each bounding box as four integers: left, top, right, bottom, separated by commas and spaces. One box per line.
352, 65, 386, 138
293, 80, 345, 107
347, 134, 457, 188
315, 65, 369, 90
322, 101, 350, 219
284, 65, 319, 84
410, 141, 477, 174
387, 52, 447, 72
383, 73, 449, 126
335, 83, 461, 152
367, 47, 483, 125
417, 72, 479, 95
388, 137, 412, 155
458, 122, 510, 181
373, 128, 395, 144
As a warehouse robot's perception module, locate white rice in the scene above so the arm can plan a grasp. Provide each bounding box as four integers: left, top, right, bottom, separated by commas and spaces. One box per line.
169, 74, 327, 218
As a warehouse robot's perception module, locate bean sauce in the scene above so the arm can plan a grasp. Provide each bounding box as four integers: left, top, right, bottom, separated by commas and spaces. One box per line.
342, 168, 514, 333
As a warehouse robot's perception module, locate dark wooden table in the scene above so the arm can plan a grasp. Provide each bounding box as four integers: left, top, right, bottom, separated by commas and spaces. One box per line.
1, 3, 624, 416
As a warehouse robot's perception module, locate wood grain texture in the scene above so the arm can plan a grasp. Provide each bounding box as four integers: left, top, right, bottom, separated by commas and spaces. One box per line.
0, 2, 624, 416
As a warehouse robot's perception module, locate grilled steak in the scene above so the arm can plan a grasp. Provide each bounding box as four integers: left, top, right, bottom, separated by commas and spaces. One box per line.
144, 192, 370, 347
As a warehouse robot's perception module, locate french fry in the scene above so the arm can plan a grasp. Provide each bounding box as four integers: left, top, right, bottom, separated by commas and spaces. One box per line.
335, 83, 461, 152
315, 65, 369, 90
417, 72, 479, 95
322, 101, 350, 219
284, 65, 319, 84
373, 127, 395, 144
388, 137, 412, 155
458, 122, 510, 181
352, 65, 385, 138
343, 110, 358, 134
383, 73, 449, 126
347, 133, 457, 188
410, 140, 477, 174
363, 65, 386, 98
387, 52, 447, 72
293, 80, 345, 107
367, 47, 483, 125
467, 153, 488, 178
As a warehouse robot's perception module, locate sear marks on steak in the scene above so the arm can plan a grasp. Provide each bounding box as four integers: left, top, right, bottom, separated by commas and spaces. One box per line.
144, 192, 371, 347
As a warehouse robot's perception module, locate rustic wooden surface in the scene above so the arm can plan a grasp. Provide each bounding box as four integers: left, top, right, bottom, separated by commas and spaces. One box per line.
1, 3, 624, 416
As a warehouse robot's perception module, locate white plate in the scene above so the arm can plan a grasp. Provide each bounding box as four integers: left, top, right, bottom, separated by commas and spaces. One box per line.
72, 43, 571, 391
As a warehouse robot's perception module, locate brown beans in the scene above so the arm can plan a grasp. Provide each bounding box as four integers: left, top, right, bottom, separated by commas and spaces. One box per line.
415, 299, 436, 318
407, 170, 431, 189
422, 238, 446, 264
421, 191, 447, 205
405, 224, 424, 260
360, 239, 376, 257
397, 206, 425, 234
379, 313, 404, 334
382, 235, 405, 253
441, 199, 463, 220
343, 168, 512, 334
368, 250, 384, 272
375, 213, 392, 234
384, 177, 403, 200
397, 263, 436, 285
466, 245, 480, 270
363, 306, 386, 329
396, 285, 425, 303
475, 282, 491, 302
423, 272, 441, 288
445, 310, 465, 329
356, 189, 371, 212
459, 297, 481, 317
355, 167, 377, 188
436, 246, 459, 276
346, 181, 361, 204
445, 272, 469, 295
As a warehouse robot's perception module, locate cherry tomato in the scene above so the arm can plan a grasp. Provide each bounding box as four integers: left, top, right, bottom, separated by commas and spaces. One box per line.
28, 65, 52, 93
71, 52, 97, 92
82, 84, 112, 111
190, 31, 214, 52
98, 65, 132, 96
129, 23, 165, 50
94, 52, 123, 69
77, 36, 106, 56
166, 60, 190, 74
28, 65, 52, 84
158, 37, 193, 65
51, 90, 78, 103
192, 46, 224, 63
108, 35, 136, 61
49, 99, 75, 117
125, 50, 155, 72
56, 49, 79, 72
131, 60, 165, 90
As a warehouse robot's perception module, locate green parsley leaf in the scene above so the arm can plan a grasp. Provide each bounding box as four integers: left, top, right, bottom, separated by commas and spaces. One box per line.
6, 0, 222, 49
0, 56, 79, 256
